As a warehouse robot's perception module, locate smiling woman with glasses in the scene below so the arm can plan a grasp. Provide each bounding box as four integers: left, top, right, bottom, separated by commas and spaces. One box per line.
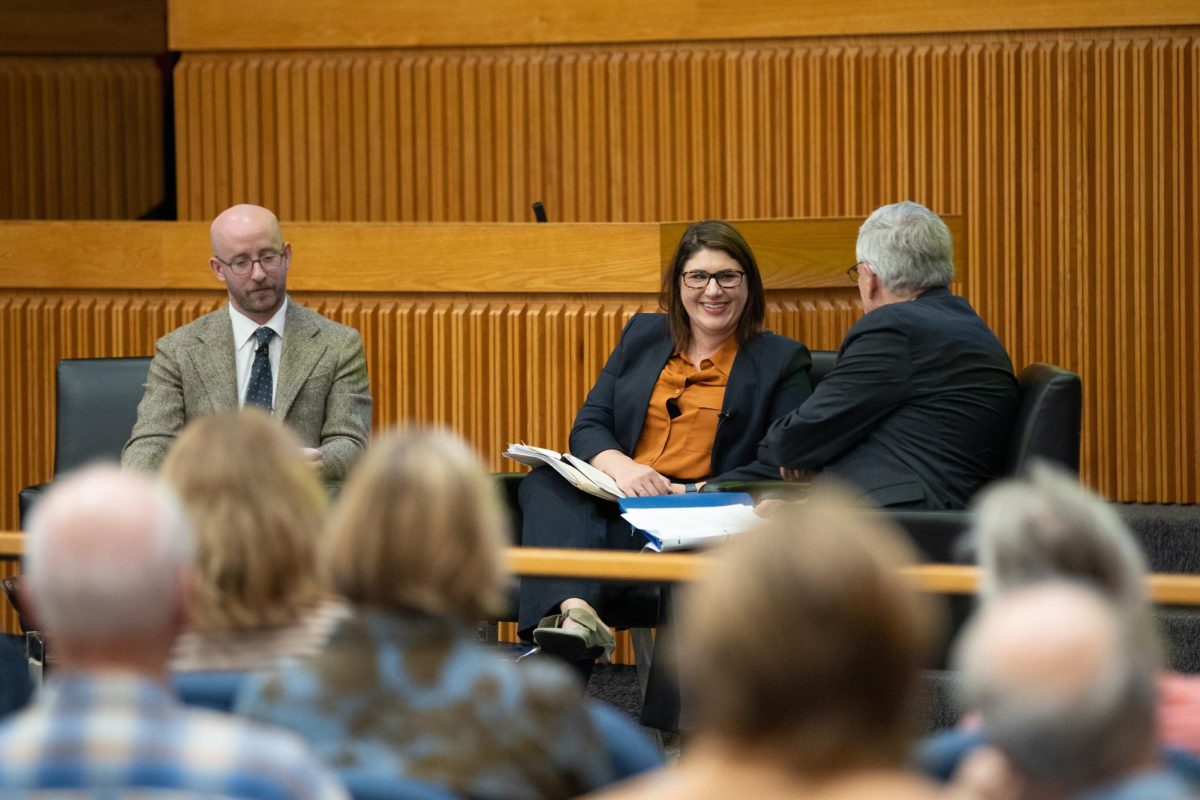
518, 219, 814, 676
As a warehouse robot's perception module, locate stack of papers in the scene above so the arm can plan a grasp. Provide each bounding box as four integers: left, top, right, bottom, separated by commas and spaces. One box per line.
619, 493, 761, 552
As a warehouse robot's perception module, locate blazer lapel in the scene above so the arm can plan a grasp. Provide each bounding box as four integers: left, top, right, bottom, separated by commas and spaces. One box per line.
186, 310, 238, 410
617, 333, 674, 453
275, 303, 327, 419
713, 339, 760, 455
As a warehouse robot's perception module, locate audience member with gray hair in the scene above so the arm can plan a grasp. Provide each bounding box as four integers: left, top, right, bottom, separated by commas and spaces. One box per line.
972, 462, 1200, 757
766, 200, 1019, 509
0, 464, 347, 799
951, 582, 1192, 799
974, 462, 1152, 625
917, 464, 1200, 786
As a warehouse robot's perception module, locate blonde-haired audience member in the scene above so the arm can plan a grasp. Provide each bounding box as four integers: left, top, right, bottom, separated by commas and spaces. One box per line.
596, 494, 943, 800
161, 408, 347, 671
237, 428, 614, 799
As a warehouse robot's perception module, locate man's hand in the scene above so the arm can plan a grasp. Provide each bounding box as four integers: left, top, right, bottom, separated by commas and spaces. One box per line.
299, 447, 324, 468
753, 498, 788, 518
780, 466, 814, 482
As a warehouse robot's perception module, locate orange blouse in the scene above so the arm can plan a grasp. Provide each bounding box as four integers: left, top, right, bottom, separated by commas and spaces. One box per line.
630, 337, 738, 481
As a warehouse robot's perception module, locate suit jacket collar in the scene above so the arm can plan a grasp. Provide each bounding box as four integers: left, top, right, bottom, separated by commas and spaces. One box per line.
617, 332, 675, 453
275, 301, 328, 419
186, 309, 239, 410
712, 335, 761, 462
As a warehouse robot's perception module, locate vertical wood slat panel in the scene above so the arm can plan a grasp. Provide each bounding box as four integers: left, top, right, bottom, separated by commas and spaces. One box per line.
0, 289, 855, 532
0, 57, 163, 220
175, 28, 1199, 503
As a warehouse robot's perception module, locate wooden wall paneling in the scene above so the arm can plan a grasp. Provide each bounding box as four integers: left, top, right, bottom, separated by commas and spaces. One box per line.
181, 28, 1200, 501
167, 0, 1200, 51
0, 57, 164, 220
0, 0, 165, 56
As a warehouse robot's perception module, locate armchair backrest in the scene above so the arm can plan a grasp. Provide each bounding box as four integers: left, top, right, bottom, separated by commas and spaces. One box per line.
53, 357, 152, 474
809, 349, 837, 388
1005, 363, 1082, 475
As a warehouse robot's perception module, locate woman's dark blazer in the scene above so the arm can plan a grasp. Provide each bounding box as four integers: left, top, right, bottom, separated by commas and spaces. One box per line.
569, 313, 812, 483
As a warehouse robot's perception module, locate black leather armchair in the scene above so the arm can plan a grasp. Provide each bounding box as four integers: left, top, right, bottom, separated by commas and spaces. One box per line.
1003, 362, 1082, 474
18, 357, 152, 527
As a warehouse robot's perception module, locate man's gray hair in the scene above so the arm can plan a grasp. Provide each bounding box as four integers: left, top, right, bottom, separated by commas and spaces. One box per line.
955, 583, 1158, 793
24, 464, 194, 644
973, 461, 1149, 611
856, 200, 953, 292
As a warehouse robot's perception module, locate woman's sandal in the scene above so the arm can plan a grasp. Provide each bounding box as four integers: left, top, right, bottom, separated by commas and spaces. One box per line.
532, 607, 616, 663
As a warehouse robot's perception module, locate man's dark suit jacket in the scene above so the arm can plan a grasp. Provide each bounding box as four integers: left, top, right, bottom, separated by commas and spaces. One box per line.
570, 313, 812, 483
765, 287, 1019, 509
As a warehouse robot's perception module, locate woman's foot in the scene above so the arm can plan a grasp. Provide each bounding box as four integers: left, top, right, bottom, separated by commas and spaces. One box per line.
532, 599, 615, 663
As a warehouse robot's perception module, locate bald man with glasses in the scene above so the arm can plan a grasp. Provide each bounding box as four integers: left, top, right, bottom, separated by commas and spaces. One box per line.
122, 204, 371, 483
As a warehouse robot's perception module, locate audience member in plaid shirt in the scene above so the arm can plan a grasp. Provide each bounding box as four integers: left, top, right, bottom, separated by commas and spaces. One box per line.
0, 465, 347, 800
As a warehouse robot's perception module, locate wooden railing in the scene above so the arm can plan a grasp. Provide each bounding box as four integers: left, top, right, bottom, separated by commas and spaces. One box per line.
6, 535, 1200, 607
507, 548, 1200, 608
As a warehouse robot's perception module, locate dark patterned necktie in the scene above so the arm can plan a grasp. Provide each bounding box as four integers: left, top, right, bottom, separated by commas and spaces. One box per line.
244, 326, 274, 410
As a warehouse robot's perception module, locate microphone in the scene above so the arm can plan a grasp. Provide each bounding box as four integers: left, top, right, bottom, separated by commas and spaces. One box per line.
532, 201, 548, 223
718, 409, 734, 423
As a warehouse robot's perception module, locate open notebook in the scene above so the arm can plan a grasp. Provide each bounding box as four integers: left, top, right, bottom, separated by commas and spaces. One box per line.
502, 443, 624, 501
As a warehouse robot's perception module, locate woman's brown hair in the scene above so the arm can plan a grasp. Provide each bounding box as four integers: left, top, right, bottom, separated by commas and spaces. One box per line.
659, 220, 766, 353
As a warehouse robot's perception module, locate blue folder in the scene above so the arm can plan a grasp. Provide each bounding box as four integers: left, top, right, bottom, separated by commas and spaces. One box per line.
618, 492, 755, 551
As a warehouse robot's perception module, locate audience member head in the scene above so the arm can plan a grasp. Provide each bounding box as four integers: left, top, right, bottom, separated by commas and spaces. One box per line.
324, 427, 508, 621
23, 464, 193, 665
974, 462, 1149, 610
678, 493, 941, 776
955, 582, 1159, 795
161, 408, 327, 632
855, 201, 953, 304
660, 220, 766, 352
208, 203, 290, 324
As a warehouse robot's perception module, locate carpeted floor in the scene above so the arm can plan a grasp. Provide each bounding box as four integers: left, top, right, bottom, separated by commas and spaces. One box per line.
586, 663, 644, 721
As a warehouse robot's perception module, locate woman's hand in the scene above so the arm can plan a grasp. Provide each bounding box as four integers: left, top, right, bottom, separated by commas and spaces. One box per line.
591, 450, 673, 497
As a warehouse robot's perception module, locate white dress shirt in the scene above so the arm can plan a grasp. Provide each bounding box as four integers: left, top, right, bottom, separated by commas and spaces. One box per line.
230, 298, 288, 409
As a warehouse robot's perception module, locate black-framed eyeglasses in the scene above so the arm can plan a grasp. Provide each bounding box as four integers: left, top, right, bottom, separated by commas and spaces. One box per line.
214, 250, 286, 276
680, 269, 745, 289
847, 262, 866, 282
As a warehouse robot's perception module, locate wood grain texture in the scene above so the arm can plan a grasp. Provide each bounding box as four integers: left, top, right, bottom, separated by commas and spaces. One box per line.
0, 57, 164, 219
167, 0, 1200, 50
173, 28, 1200, 503
0, 0, 165, 55
0, 218, 871, 292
